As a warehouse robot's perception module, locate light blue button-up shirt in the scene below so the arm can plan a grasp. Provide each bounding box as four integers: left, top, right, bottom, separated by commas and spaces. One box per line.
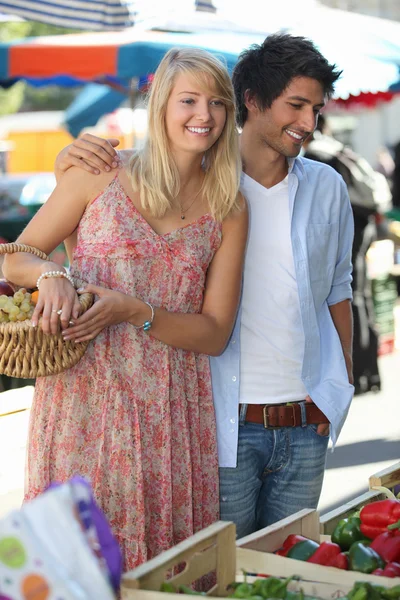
210, 156, 355, 468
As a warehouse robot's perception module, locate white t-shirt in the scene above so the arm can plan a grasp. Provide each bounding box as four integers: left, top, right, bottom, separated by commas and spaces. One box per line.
239, 172, 307, 404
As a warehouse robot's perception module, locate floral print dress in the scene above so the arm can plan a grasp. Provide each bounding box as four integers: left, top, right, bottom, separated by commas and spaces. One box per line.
25, 174, 221, 571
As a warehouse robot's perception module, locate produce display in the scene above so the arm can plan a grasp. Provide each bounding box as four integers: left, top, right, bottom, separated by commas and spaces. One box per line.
271, 497, 400, 576
119, 469, 400, 600
159, 576, 400, 599
228, 578, 400, 600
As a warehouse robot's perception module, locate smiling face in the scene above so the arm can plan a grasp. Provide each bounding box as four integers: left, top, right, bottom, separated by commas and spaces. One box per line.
165, 71, 227, 157
246, 76, 326, 158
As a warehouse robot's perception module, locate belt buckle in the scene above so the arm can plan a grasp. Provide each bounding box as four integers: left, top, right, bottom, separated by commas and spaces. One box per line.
263, 404, 279, 429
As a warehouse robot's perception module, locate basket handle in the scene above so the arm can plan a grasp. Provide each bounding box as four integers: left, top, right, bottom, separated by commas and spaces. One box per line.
0, 243, 50, 262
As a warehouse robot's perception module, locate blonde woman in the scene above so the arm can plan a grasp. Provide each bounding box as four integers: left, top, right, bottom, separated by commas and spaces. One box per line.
4, 48, 247, 570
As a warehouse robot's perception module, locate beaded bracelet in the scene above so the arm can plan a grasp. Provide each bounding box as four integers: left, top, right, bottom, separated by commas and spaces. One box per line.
132, 301, 154, 332
36, 270, 75, 290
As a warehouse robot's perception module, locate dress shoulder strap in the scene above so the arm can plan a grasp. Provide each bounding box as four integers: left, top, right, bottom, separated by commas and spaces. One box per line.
117, 149, 135, 169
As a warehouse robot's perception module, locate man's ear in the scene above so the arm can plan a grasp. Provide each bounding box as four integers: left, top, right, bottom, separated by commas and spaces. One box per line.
244, 89, 259, 115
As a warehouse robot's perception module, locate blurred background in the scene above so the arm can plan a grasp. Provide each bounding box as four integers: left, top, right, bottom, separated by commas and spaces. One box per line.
0, 0, 399, 517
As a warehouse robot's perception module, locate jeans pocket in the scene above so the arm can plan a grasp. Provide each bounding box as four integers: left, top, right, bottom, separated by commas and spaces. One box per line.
308, 423, 330, 438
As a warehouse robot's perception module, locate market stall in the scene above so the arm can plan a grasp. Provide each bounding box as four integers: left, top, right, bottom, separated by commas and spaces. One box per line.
120, 463, 400, 599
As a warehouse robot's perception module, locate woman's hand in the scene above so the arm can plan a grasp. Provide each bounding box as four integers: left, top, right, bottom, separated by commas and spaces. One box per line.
32, 276, 81, 335
55, 134, 121, 177
62, 283, 137, 343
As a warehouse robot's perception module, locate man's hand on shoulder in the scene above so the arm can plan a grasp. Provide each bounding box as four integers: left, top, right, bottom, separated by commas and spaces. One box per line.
54, 133, 121, 180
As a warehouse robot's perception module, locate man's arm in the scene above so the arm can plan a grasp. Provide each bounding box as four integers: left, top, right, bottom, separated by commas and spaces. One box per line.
329, 299, 354, 385
327, 178, 355, 385
327, 179, 354, 307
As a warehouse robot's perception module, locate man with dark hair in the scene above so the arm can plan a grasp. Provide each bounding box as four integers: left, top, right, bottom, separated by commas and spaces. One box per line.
55, 33, 354, 538
211, 33, 354, 537
233, 34, 338, 129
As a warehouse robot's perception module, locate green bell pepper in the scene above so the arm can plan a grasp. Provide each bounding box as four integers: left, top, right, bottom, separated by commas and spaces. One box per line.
348, 541, 385, 574
286, 539, 320, 561
331, 516, 367, 550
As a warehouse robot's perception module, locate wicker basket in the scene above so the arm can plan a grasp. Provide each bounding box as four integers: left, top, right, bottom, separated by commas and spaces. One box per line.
0, 243, 93, 378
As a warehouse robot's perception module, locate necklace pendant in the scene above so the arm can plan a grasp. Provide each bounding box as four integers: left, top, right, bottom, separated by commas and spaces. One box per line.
181, 214, 185, 220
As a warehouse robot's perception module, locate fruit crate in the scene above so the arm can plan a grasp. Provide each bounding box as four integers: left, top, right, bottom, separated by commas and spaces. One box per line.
369, 462, 400, 494
121, 510, 400, 599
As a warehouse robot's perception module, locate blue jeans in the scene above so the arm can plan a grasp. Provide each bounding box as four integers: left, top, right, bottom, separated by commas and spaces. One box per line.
219, 405, 329, 539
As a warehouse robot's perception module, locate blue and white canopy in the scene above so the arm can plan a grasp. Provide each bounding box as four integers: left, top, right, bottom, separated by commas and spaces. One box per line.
0, 0, 216, 31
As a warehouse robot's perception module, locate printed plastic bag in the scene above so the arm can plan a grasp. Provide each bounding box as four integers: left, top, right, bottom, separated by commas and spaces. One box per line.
0, 478, 119, 599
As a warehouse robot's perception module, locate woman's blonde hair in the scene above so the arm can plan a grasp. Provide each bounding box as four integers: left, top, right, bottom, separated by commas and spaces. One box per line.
129, 47, 241, 221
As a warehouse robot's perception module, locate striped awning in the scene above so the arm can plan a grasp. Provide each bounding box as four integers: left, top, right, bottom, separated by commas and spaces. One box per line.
0, 0, 216, 31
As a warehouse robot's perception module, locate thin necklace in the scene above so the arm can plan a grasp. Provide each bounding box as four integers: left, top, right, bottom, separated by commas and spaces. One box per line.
178, 188, 202, 220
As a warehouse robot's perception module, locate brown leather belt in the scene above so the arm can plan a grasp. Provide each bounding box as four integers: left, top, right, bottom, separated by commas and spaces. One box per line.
241, 402, 329, 429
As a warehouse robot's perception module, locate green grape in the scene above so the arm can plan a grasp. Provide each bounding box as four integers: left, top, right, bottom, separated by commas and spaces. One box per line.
20, 302, 31, 313
9, 305, 20, 317
13, 291, 24, 306
0, 291, 35, 323
2, 301, 12, 314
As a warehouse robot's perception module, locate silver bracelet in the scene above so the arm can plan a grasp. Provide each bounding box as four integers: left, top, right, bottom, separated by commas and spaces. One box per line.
36, 270, 75, 290
132, 302, 155, 332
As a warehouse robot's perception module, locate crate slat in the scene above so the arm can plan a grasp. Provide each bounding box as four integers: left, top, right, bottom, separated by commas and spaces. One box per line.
236, 509, 319, 552
369, 461, 400, 491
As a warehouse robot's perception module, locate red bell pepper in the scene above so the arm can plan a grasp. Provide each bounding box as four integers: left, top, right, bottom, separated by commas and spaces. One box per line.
275, 534, 308, 556
360, 500, 400, 539
306, 541, 342, 566
329, 552, 349, 570
383, 562, 400, 578
372, 563, 400, 578
370, 529, 400, 563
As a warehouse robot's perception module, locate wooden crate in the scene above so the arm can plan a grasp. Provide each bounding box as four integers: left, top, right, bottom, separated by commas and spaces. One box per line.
369, 461, 400, 492
121, 510, 400, 600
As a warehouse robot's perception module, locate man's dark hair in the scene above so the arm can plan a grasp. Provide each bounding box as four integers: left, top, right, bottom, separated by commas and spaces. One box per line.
233, 33, 342, 127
